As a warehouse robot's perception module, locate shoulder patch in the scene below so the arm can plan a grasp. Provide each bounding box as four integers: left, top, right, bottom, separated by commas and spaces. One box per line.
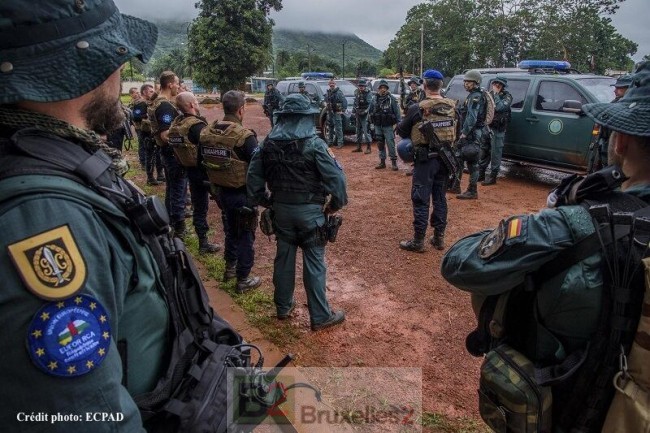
27, 294, 111, 377
478, 216, 528, 259
326, 148, 343, 170
162, 113, 173, 125
8, 225, 87, 300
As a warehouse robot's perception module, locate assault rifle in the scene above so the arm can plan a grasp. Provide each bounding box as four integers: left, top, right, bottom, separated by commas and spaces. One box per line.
418, 120, 460, 184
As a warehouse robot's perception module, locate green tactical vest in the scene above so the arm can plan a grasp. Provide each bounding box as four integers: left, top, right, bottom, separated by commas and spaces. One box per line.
199, 121, 253, 188
147, 96, 176, 147
168, 114, 206, 167
410, 97, 457, 146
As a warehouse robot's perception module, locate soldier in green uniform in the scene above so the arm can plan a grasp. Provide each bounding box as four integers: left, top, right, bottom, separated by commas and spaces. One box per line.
167, 91, 221, 254
481, 76, 512, 186
352, 79, 372, 153
0, 1, 167, 431
441, 62, 650, 433
324, 78, 348, 148
455, 69, 487, 199
263, 82, 283, 127
247, 94, 348, 331
369, 79, 402, 170
298, 81, 322, 108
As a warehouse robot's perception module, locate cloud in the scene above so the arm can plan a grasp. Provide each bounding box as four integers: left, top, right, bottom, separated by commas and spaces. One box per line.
114, 0, 649, 60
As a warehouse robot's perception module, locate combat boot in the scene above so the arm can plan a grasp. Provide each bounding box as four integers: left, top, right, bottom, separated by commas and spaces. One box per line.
391, 159, 398, 171
172, 221, 186, 240
236, 275, 262, 294
198, 236, 221, 254
352, 143, 362, 152
223, 262, 237, 282
430, 230, 445, 250
146, 177, 160, 186
482, 173, 497, 186
399, 235, 426, 253
375, 159, 386, 169
448, 180, 461, 195
477, 169, 486, 182
364, 144, 371, 154
457, 186, 478, 200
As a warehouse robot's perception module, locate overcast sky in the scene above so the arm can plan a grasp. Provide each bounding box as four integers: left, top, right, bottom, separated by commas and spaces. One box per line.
115, 0, 648, 61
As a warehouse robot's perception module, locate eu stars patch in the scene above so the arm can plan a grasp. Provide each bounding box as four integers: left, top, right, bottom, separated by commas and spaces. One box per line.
7, 225, 87, 300
27, 295, 111, 377
162, 113, 173, 125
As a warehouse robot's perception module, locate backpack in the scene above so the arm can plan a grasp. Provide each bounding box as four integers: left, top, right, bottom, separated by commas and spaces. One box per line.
468, 166, 650, 433
482, 89, 495, 126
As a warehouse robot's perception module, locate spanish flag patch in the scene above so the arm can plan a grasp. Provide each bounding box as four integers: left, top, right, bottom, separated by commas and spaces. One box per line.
507, 217, 523, 239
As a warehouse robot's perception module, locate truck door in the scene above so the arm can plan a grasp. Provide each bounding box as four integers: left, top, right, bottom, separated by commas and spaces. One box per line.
519, 79, 591, 171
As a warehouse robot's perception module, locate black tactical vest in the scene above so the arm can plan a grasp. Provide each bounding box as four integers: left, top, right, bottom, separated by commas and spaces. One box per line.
261, 138, 327, 204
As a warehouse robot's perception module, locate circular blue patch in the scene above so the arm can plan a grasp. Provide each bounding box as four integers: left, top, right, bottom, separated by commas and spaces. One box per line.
134, 108, 142, 115
26, 294, 111, 377
162, 113, 173, 125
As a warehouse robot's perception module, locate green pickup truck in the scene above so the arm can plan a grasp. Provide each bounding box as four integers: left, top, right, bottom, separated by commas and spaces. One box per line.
444, 61, 616, 173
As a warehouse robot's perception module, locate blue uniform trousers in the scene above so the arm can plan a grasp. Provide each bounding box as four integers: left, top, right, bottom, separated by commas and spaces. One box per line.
160, 147, 188, 225
412, 156, 448, 237
327, 112, 344, 146
186, 167, 210, 238
272, 203, 332, 325
375, 124, 397, 161
355, 113, 370, 143
215, 187, 256, 279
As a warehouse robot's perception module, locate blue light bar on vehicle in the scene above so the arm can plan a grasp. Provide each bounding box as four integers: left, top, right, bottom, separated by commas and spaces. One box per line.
301, 72, 334, 79
518, 60, 571, 71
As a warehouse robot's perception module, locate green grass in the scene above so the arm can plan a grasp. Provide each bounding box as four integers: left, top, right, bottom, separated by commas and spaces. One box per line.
420, 412, 489, 433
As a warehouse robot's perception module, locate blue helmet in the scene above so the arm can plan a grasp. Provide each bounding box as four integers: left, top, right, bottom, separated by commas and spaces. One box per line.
397, 140, 414, 163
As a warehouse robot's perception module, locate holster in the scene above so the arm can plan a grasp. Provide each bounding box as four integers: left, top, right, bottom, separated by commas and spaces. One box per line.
327, 214, 343, 243
235, 206, 258, 237
259, 207, 275, 237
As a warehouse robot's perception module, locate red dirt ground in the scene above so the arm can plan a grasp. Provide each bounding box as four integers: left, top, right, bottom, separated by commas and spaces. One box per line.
130, 100, 555, 429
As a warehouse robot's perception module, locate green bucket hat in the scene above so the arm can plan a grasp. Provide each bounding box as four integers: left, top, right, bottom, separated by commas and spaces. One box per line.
274, 94, 320, 116
492, 76, 508, 87
0, 0, 158, 104
583, 61, 650, 137
377, 79, 389, 90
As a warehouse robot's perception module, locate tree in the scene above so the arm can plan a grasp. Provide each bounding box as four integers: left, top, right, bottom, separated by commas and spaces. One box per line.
148, 48, 191, 80
190, 0, 283, 93
385, 0, 635, 77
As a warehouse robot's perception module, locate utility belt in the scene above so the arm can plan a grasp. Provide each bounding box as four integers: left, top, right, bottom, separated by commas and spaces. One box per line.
272, 190, 327, 205
327, 103, 342, 113
413, 144, 439, 163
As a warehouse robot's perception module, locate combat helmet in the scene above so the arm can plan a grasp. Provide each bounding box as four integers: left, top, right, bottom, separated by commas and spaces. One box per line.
463, 70, 482, 84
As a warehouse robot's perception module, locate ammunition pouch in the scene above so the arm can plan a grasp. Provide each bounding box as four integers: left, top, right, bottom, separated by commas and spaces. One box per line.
259, 207, 275, 237
413, 145, 436, 163
371, 112, 396, 127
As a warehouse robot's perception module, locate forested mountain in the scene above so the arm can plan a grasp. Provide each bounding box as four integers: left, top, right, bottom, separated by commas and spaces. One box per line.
272, 29, 382, 65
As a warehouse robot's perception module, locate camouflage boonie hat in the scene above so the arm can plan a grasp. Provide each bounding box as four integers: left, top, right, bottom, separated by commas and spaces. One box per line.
611, 74, 632, 88
583, 61, 650, 137
0, 0, 158, 104
357, 79, 367, 87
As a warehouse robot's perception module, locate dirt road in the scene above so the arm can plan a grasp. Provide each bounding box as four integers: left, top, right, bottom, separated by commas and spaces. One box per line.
138, 100, 559, 425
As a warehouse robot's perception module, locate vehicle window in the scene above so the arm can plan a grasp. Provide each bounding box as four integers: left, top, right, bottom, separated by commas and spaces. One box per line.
336, 81, 358, 97
306, 84, 318, 96
443, 78, 467, 105
276, 82, 288, 95
504, 79, 530, 110
535, 81, 587, 112
575, 77, 617, 102
287, 83, 299, 94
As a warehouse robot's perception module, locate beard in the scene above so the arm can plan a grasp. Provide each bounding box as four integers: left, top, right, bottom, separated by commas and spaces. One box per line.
81, 85, 124, 135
